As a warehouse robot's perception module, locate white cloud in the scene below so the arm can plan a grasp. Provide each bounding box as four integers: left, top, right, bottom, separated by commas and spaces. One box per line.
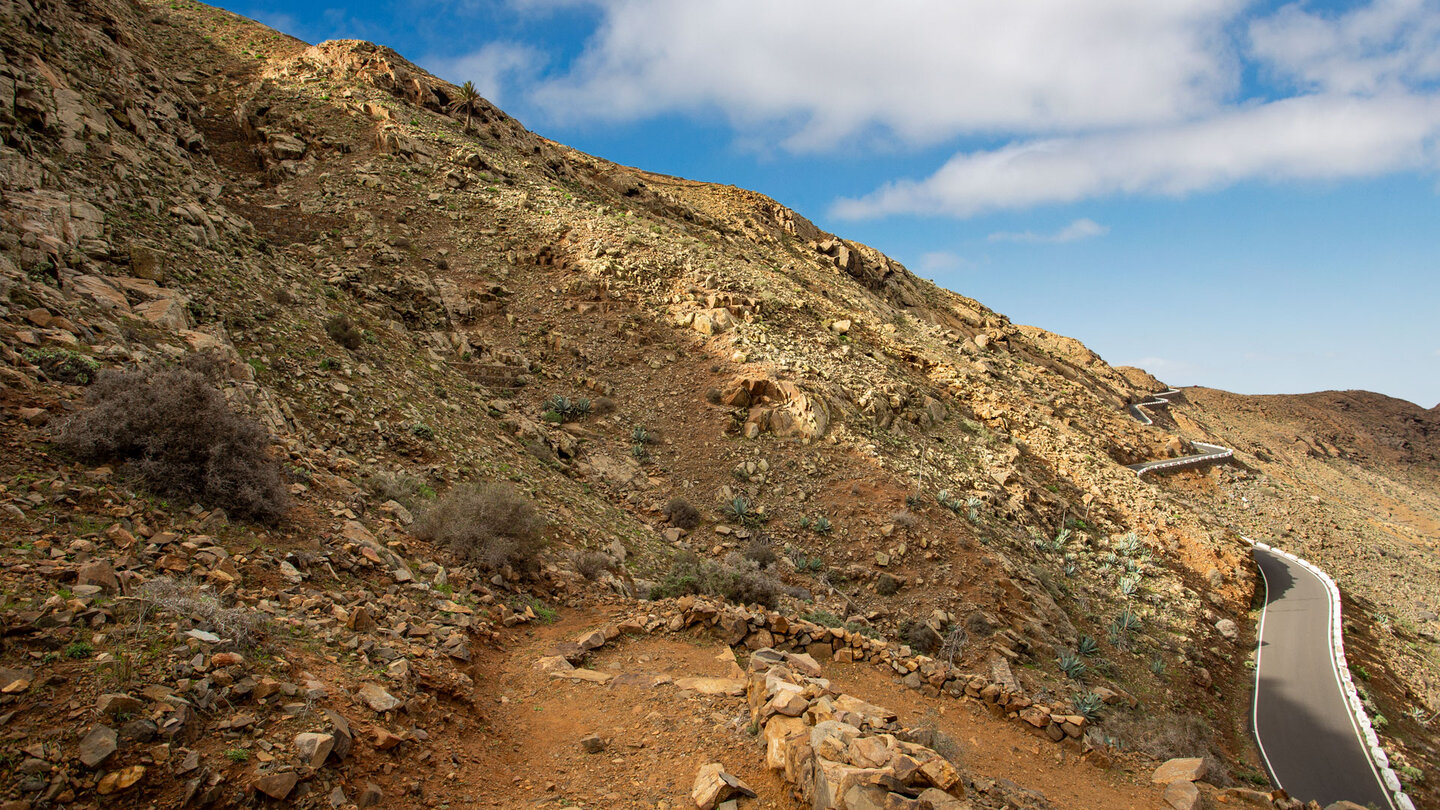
1248, 0, 1440, 95
834, 93, 1440, 218
527, 0, 1243, 149
424, 42, 547, 107
988, 218, 1109, 244
1129, 356, 1187, 372
916, 251, 970, 273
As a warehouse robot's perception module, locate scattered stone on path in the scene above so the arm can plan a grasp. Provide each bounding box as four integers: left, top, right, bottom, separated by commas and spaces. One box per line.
357, 683, 401, 712
294, 732, 335, 768
252, 771, 299, 800
692, 762, 756, 810
78, 725, 118, 768
357, 782, 384, 808
580, 733, 605, 754
549, 668, 615, 685
674, 677, 746, 696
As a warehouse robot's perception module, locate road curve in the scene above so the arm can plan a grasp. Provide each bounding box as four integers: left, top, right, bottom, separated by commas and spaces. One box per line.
1123, 389, 1234, 476
1124, 392, 1411, 808
1252, 547, 1395, 808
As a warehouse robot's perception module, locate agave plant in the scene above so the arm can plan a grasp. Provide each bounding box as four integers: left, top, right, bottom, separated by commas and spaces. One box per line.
1077, 634, 1099, 657
1057, 651, 1087, 681
811, 515, 833, 534
1119, 574, 1141, 597
1072, 691, 1104, 722
724, 496, 753, 522
1114, 609, 1141, 634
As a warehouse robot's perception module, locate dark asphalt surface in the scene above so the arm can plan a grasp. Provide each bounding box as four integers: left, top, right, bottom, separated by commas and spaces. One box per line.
1253, 547, 1393, 808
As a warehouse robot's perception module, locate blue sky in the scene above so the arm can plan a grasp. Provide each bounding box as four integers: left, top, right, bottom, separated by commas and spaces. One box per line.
229, 0, 1440, 407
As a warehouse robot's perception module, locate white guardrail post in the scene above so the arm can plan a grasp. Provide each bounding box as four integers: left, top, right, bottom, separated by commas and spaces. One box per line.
1243, 535, 1414, 810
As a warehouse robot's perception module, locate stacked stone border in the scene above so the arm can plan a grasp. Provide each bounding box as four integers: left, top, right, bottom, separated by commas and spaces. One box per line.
555, 596, 1097, 750
1247, 539, 1415, 810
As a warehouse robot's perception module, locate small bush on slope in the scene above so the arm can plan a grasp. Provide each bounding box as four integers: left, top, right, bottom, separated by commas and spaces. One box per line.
414, 481, 547, 573
58, 364, 290, 523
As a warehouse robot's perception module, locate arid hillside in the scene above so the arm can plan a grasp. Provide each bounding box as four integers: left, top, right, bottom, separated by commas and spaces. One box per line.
0, 0, 1433, 808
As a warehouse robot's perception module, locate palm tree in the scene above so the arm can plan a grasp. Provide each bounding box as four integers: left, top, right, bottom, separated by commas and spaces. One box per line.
448, 80, 481, 133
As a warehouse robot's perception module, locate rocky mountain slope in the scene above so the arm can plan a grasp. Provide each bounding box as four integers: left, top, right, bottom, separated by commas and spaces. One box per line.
0, 0, 1432, 807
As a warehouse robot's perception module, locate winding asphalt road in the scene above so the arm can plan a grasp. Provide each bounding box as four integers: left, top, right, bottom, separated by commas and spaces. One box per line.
1123, 390, 1403, 807
1123, 389, 1234, 476
1252, 548, 1394, 808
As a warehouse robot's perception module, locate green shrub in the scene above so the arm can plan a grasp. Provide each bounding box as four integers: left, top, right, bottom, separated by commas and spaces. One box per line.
24, 348, 99, 385
65, 641, 94, 659
722, 496, 766, 527
802, 610, 843, 628
414, 481, 547, 573
57, 365, 290, 523
650, 551, 782, 609
363, 470, 435, 510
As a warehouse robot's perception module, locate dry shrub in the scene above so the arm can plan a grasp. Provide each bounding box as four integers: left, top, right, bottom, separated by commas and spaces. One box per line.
1105, 712, 1233, 786
900, 709, 963, 767
889, 509, 919, 529
572, 550, 614, 580
650, 551, 782, 609
902, 619, 943, 655
139, 576, 264, 649
415, 481, 546, 573
324, 314, 363, 350
743, 537, 777, 569
363, 470, 434, 510
58, 365, 290, 523
663, 497, 701, 529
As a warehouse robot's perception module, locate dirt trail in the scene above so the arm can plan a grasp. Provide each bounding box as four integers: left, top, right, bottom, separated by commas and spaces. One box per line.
452, 609, 1163, 809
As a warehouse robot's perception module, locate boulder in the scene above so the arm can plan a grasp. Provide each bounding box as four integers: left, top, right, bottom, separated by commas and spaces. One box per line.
1152, 757, 1207, 784
294, 732, 335, 768
77, 560, 120, 593
764, 715, 807, 771
96, 764, 145, 794
1215, 619, 1239, 640
1162, 779, 1201, 810
253, 771, 299, 800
